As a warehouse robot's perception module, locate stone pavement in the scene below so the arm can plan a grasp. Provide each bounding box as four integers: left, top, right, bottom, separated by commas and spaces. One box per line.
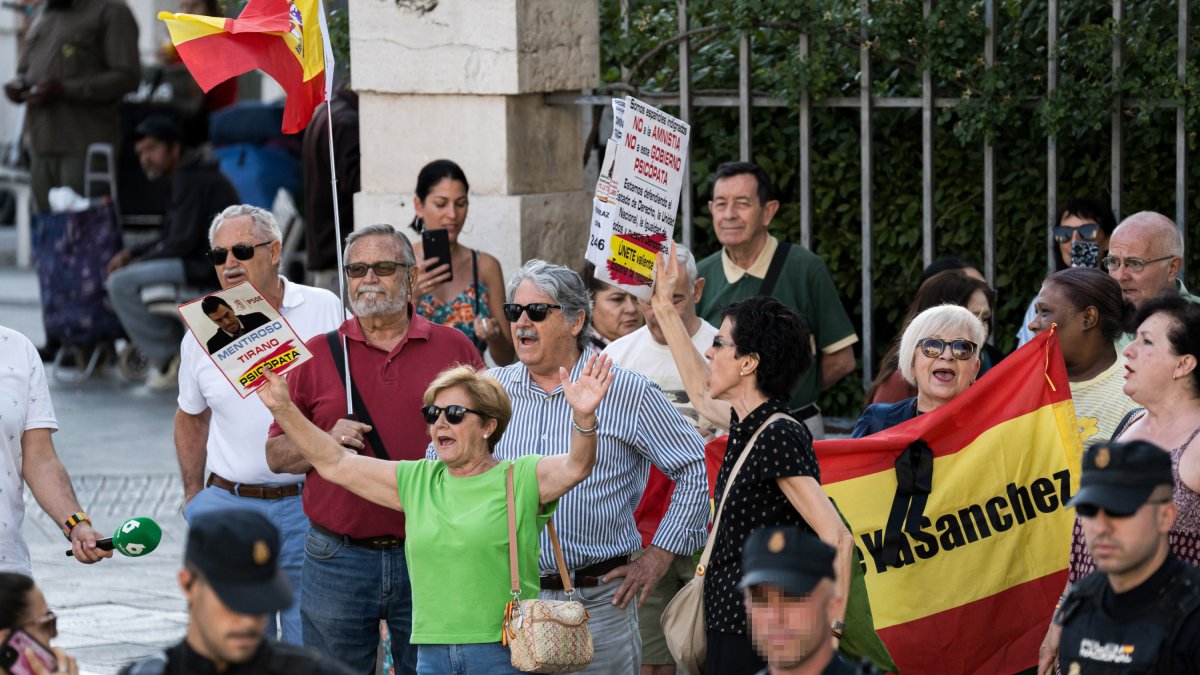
3, 226, 189, 674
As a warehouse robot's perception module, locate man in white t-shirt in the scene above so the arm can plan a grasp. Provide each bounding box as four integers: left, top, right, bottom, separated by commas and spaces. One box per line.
0, 326, 111, 575
175, 205, 343, 643
603, 244, 717, 675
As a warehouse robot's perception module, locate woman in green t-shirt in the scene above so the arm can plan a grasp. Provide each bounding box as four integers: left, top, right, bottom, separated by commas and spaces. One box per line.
257, 357, 614, 674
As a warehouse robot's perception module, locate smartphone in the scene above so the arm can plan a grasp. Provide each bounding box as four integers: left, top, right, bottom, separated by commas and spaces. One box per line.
0, 629, 56, 675
421, 228, 454, 283
1070, 240, 1099, 268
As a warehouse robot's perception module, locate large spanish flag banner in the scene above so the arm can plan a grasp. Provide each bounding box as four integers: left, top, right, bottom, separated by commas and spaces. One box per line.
815, 329, 1082, 674
158, 0, 334, 134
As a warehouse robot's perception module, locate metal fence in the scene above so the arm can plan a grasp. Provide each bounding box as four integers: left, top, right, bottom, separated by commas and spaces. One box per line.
549, 0, 1192, 388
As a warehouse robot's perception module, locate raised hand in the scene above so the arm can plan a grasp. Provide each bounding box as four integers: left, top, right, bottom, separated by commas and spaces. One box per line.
652, 241, 680, 308
560, 353, 615, 420
255, 366, 295, 415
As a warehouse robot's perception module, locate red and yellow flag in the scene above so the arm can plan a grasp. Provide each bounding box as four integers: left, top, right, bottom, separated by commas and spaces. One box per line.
815, 329, 1082, 675
158, 0, 334, 134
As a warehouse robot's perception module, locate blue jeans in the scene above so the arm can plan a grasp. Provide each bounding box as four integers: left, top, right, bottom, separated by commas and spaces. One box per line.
106, 258, 188, 363
301, 526, 417, 675
416, 643, 520, 674
540, 576, 640, 674
183, 485, 306, 644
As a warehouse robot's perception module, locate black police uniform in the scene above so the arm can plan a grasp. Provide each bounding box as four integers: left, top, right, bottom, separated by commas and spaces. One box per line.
1058, 554, 1200, 674
118, 638, 355, 675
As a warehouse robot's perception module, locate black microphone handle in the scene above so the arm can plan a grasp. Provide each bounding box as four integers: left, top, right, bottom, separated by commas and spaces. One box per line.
64, 536, 114, 556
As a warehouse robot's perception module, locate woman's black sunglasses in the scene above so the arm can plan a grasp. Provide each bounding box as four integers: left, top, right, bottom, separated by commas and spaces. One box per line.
1052, 223, 1101, 243
421, 404, 486, 425
206, 241, 271, 266
502, 303, 562, 322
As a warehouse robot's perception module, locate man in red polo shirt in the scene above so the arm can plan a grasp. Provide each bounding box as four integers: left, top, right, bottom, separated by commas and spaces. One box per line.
265, 223, 483, 674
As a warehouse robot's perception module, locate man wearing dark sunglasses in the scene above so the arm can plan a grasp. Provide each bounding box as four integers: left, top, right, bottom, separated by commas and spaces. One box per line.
105, 115, 239, 388
1052, 441, 1200, 674
266, 223, 483, 673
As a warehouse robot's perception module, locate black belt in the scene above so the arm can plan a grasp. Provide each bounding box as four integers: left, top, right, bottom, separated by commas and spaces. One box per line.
311, 522, 404, 550
540, 555, 629, 590
793, 403, 820, 420
207, 473, 301, 500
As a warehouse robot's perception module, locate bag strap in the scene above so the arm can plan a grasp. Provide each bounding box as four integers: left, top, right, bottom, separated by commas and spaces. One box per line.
507, 462, 574, 595
324, 330, 390, 460
757, 241, 791, 297
471, 249, 481, 316
697, 412, 791, 571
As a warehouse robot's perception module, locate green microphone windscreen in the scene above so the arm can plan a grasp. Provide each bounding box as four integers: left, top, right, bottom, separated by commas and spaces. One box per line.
112, 516, 162, 557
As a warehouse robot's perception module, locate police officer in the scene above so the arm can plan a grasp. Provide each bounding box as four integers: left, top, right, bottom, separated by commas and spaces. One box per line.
741, 526, 881, 675
1056, 440, 1200, 674
119, 510, 354, 674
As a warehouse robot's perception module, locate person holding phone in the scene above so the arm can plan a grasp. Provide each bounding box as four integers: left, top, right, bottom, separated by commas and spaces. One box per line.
0, 573, 77, 675
411, 160, 516, 365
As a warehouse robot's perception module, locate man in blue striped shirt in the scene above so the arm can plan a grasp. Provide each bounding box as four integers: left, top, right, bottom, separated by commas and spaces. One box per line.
489, 260, 708, 673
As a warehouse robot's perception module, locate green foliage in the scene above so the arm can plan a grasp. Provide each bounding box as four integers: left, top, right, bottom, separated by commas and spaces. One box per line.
599, 0, 1200, 417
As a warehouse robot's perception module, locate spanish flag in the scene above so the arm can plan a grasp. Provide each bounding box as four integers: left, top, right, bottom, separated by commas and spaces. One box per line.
158, 0, 334, 134
815, 329, 1082, 674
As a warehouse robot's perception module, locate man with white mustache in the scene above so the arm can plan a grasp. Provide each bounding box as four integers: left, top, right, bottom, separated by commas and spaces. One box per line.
174, 204, 343, 644
266, 223, 484, 674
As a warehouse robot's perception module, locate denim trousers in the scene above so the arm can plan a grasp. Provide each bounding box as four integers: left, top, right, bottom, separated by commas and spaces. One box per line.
416, 643, 521, 675
539, 576, 640, 674
300, 526, 417, 675
105, 258, 187, 363
184, 485, 306, 644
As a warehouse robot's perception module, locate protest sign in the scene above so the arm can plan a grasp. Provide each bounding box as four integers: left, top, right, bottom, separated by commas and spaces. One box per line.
178, 281, 313, 397
586, 96, 690, 300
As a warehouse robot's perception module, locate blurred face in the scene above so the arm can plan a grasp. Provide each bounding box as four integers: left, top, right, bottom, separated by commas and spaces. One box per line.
1106, 228, 1180, 308
414, 179, 469, 243
966, 289, 992, 339
1081, 489, 1174, 581
1122, 313, 1194, 403
590, 284, 642, 343
911, 329, 981, 411
182, 571, 268, 670
708, 173, 777, 250
641, 273, 704, 345
346, 235, 414, 318
510, 280, 584, 376
704, 318, 749, 401
206, 305, 242, 334
744, 582, 832, 671
211, 215, 281, 290
135, 137, 181, 180
428, 385, 495, 468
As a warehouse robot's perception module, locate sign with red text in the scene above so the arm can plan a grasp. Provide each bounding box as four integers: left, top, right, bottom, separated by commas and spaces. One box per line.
178, 281, 313, 397
586, 97, 690, 300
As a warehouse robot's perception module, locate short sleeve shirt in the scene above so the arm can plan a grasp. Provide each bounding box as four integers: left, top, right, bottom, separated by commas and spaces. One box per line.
0, 326, 59, 575
704, 398, 819, 634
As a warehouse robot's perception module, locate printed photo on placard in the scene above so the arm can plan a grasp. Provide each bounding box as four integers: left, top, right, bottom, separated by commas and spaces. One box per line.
178, 281, 313, 397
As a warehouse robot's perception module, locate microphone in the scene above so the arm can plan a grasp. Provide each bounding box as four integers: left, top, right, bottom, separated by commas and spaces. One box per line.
65, 516, 162, 557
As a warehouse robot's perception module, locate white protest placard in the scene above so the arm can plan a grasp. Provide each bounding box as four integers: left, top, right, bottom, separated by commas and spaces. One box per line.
178, 281, 314, 397
586, 96, 690, 300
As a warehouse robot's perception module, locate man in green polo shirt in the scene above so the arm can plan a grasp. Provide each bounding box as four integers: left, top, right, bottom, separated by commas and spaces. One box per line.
1106, 211, 1199, 348
695, 162, 857, 439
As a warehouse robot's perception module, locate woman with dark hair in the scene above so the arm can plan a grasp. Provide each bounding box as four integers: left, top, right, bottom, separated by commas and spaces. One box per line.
1025, 267, 1135, 443
867, 270, 994, 404
0, 573, 77, 674
649, 245, 851, 674
410, 160, 515, 364
579, 261, 643, 353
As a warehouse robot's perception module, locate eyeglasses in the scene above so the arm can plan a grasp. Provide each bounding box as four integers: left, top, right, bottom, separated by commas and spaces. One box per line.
206, 241, 271, 266
712, 336, 736, 351
25, 609, 57, 637
1053, 223, 1101, 243
1075, 498, 1172, 519
1102, 255, 1174, 273
918, 337, 978, 360
421, 404, 486, 425
344, 261, 410, 278
502, 303, 562, 322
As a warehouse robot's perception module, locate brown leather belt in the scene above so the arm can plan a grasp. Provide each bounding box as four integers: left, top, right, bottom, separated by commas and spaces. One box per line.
207, 473, 301, 500
311, 522, 404, 550
540, 555, 630, 590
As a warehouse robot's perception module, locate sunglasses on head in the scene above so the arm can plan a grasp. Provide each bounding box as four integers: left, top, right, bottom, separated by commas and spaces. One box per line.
1052, 223, 1101, 243
502, 303, 563, 322
421, 404, 486, 425
344, 261, 410, 278
206, 241, 271, 266
918, 337, 978, 360
1074, 497, 1171, 519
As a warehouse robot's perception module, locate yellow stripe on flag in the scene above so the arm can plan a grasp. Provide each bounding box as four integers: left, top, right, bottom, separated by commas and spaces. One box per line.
826, 400, 1081, 630
157, 12, 228, 44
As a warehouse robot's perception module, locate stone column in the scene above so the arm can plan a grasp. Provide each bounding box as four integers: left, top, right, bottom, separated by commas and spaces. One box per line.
349, 0, 598, 275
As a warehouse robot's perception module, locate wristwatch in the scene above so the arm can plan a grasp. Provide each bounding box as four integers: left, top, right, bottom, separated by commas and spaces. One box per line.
62, 512, 92, 540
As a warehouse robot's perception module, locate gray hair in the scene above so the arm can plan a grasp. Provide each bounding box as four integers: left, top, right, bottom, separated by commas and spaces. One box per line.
208, 204, 281, 245
507, 259, 592, 352
673, 243, 698, 285
898, 304, 987, 385
344, 224, 416, 266
1115, 211, 1183, 258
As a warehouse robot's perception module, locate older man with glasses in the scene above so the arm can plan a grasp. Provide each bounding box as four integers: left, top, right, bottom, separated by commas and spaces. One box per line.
1105, 211, 1198, 314
265, 223, 484, 674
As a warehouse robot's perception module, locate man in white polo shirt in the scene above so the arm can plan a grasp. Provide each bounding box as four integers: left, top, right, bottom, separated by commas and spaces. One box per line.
174, 204, 343, 643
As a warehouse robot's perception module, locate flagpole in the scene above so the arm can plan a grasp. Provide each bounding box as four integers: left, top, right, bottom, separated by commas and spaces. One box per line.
324, 96, 353, 416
